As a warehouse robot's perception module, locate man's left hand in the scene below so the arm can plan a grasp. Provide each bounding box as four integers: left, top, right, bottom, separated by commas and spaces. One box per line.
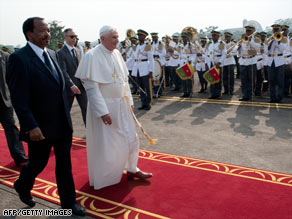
71, 85, 81, 94
215, 63, 221, 69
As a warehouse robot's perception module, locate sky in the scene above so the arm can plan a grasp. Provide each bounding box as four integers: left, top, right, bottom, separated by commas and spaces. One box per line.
0, 0, 291, 47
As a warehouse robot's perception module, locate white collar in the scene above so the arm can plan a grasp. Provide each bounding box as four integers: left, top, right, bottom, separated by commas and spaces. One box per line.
28, 41, 47, 59
65, 42, 74, 52
100, 43, 113, 54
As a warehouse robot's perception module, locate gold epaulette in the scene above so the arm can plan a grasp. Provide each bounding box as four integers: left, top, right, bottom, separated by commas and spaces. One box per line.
119, 48, 123, 53
281, 37, 288, 44
144, 43, 152, 51
231, 42, 236, 47
254, 37, 261, 44
219, 41, 225, 50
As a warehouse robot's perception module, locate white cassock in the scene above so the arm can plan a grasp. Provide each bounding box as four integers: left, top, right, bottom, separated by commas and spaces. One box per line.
75, 44, 139, 190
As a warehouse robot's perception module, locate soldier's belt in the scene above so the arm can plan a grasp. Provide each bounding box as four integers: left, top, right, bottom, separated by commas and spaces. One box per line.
268, 54, 283, 57
135, 59, 148, 62
284, 55, 291, 58
242, 55, 255, 59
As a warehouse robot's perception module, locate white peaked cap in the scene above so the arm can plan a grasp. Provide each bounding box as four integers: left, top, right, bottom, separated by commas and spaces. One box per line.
99, 25, 116, 37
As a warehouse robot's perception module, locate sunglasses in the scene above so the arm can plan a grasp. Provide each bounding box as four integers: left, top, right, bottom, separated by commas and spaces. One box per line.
67, 35, 78, 39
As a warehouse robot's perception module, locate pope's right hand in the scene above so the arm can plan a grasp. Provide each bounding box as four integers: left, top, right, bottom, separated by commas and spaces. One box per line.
29, 127, 45, 141
148, 72, 153, 79
101, 114, 112, 125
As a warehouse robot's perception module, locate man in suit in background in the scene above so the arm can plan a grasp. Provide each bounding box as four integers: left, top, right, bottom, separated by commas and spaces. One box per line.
6, 17, 86, 216
0, 50, 28, 165
57, 28, 87, 126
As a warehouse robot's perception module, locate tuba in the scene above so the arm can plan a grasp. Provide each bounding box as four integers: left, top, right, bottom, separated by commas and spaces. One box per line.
181, 26, 199, 43
125, 29, 136, 47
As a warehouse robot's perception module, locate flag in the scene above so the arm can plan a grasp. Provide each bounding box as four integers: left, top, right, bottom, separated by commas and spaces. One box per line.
176, 63, 194, 80
203, 67, 220, 85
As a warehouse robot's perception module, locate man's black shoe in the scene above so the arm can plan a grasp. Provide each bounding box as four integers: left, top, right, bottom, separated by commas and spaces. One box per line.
239, 98, 250, 101
269, 99, 277, 103
229, 91, 234, 95
138, 106, 146, 110
222, 91, 228, 95
64, 203, 86, 216
181, 93, 190, 98
144, 106, 151, 111
208, 96, 219, 99
14, 155, 28, 165
14, 180, 35, 207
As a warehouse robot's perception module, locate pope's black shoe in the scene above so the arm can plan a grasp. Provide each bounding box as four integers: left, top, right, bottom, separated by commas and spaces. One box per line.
63, 203, 86, 216
14, 179, 35, 207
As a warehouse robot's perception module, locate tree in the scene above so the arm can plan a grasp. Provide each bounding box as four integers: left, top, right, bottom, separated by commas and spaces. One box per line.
48, 20, 65, 51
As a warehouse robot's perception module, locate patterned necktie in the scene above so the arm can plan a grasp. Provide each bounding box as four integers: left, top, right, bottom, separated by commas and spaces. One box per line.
71, 48, 78, 65
43, 51, 60, 83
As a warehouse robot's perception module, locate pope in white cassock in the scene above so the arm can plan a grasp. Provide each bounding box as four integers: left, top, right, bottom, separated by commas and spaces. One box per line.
75, 26, 152, 190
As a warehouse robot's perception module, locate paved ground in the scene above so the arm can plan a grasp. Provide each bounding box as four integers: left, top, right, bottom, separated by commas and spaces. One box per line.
1, 76, 292, 218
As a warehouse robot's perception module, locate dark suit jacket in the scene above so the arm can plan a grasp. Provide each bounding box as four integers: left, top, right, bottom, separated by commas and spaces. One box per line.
57, 45, 83, 96
0, 50, 12, 108
6, 43, 73, 143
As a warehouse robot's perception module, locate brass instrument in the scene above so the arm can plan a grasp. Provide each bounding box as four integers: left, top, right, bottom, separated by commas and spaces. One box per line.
181, 26, 199, 43
125, 29, 136, 47
181, 26, 205, 54
272, 31, 284, 41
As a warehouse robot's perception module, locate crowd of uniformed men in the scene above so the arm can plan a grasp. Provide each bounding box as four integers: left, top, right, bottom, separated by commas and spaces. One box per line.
119, 24, 292, 110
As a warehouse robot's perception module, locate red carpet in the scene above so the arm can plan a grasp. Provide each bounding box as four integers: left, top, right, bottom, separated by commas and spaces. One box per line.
1, 128, 292, 219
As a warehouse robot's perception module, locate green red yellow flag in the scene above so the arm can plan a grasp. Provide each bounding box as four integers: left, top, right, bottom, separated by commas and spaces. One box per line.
176, 63, 194, 80
203, 66, 220, 85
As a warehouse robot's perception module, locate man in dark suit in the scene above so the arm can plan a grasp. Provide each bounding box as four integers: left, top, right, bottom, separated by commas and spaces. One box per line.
6, 17, 86, 216
57, 28, 87, 126
0, 50, 28, 165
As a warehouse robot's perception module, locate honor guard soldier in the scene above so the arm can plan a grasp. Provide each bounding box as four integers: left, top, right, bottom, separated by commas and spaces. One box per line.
223, 32, 236, 95
260, 32, 269, 92
267, 24, 288, 103
254, 32, 267, 96
170, 33, 182, 91
127, 29, 154, 110
237, 25, 260, 101
196, 37, 208, 93
179, 31, 196, 97
151, 32, 166, 97
205, 30, 226, 99
282, 25, 292, 97
164, 35, 173, 88
126, 36, 138, 94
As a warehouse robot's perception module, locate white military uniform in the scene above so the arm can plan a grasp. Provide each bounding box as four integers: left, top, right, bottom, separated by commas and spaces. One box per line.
152, 40, 166, 66
238, 36, 260, 66
205, 40, 226, 68
127, 43, 154, 77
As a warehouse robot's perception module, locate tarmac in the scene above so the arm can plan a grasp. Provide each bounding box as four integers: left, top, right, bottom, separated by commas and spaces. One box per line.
1, 75, 292, 218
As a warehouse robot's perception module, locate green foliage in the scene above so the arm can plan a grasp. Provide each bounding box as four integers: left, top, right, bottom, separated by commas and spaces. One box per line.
48, 20, 65, 51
